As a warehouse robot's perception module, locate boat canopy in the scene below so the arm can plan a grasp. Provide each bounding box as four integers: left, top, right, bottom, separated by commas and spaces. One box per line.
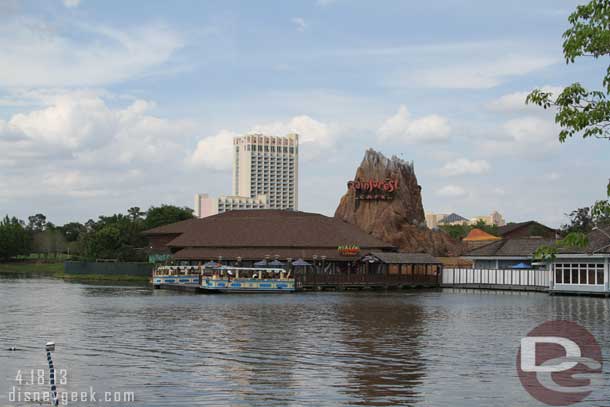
203, 261, 222, 268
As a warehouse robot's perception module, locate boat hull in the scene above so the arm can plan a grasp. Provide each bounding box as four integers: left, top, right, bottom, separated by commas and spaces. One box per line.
201, 287, 294, 293
153, 275, 199, 287
202, 278, 295, 293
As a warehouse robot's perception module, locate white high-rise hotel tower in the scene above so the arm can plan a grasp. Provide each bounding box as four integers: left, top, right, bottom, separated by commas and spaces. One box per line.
233, 133, 299, 209
194, 133, 299, 217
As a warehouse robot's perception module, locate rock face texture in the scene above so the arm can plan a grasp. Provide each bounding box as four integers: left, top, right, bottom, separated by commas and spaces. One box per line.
334, 149, 463, 256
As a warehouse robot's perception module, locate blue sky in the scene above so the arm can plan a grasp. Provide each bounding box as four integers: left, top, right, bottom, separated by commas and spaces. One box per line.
0, 0, 607, 227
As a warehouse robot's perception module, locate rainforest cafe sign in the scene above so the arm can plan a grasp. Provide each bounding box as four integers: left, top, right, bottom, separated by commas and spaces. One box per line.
347, 178, 399, 200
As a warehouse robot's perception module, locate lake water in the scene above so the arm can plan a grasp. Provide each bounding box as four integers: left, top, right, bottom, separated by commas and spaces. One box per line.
1, 276, 609, 406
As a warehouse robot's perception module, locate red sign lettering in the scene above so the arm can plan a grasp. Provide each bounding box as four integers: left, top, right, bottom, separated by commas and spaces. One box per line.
347, 178, 399, 200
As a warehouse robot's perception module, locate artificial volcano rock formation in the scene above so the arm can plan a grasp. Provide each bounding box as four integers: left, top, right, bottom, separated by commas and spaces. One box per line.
334, 149, 463, 256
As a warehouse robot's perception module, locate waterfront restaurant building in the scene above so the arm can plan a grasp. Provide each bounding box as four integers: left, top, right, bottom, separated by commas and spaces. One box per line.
550, 226, 610, 294
144, 209, 442, 287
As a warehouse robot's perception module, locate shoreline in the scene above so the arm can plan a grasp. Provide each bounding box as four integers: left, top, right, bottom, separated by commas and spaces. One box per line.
0, 262, 150, 283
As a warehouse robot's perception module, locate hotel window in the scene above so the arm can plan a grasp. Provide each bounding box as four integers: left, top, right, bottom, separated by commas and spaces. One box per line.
555, 263, 605, 285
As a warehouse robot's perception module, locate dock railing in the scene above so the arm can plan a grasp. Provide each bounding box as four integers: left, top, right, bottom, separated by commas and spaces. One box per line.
441, 268, 549, 291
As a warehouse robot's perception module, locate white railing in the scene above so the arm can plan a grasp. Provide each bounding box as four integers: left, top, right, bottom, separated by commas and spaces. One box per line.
442, 268, 549, 288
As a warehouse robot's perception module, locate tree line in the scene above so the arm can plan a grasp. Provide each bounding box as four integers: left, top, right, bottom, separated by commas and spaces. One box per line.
0, 205, 193, 262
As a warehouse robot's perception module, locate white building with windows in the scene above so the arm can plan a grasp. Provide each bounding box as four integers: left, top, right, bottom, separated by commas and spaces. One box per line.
194, 193, 268, 218
457, 226, 610, 295
233, 133, 298, 210
470, 210, 506, 227
194, 133, 299, 218
550, 226, 610, 294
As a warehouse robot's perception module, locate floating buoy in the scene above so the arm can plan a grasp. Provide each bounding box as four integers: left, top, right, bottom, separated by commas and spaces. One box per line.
8, 346, 17, 351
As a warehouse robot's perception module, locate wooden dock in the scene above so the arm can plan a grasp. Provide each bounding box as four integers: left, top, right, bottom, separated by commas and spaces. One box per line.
297, 272, 439, 291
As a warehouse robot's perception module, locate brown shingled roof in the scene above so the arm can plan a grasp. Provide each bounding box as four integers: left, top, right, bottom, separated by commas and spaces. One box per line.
497, 221, 555, 237
150, 210, 393, 250
465, 237, 557, 257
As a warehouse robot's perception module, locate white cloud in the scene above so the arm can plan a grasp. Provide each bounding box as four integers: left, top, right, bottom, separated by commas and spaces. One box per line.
0, 91, 192, 168
0, 91, 196, 206
436, 185, 467, 197
63, 0, 80, 8
440, 158, 490, 176
377, 105, 450, 143
0, 18, 182, 87
396, 55, 557, 89
488, 86, 564, 112
188, 115, 338, 171
316, 0, 337, 6
7, 92, 116, 150
251, 115, 337, 160
480, 116, 559, 156
189, 130, 238, 171
291, 17, 307, 32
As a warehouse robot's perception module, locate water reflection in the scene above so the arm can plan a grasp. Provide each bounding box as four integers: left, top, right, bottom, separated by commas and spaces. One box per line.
335, 295, 425, 406
1, 279, 609, 406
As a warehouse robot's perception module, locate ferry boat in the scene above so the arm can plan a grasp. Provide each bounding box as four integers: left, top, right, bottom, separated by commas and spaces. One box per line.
152, 265, 202, 288
201, 266, 295, 293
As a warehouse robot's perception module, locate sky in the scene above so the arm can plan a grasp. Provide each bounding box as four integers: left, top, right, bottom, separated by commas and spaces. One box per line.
0, 0, 608, 227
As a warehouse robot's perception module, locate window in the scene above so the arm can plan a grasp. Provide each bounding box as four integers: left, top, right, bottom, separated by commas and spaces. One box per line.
555, 265, 563, 284
556, 263, 605, 285
571, 265, 578, 284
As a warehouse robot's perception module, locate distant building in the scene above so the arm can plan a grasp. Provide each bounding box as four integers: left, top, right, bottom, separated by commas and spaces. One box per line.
440, 213, 470, 226
194, 193, 268, 218
426, 210, 506, 228
425, 213, 448, 229
426, 212, 469, 228
195, 133, 299, 218
233, 133, 298, 211
470, 211, 506, 227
